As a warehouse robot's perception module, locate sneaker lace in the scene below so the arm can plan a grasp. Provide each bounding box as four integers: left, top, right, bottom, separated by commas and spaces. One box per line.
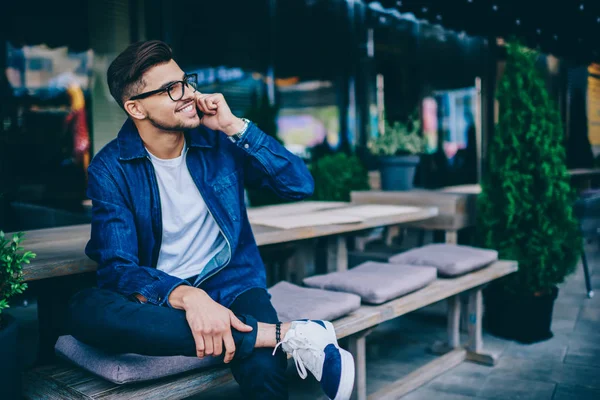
273, 331, 321, 379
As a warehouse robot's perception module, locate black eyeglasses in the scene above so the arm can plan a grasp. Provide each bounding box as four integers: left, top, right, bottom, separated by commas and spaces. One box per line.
129, 73, 198, 101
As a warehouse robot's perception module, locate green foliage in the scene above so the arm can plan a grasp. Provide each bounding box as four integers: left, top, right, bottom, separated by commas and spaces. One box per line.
311, 153, 370, 201
368, 112, 426, 156
477, 42, 581, 294
0, 231, 35, 325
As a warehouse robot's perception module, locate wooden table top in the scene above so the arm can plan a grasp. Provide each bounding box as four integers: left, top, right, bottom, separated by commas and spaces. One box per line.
351, 190, 477, 231
569, 168, 600, 177
16, 201, 438, 282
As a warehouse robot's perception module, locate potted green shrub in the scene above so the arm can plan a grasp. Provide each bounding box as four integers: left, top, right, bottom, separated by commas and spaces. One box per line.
368, 112, 426, 191
477, 42, 581, 344
310, 152, 370, 201
0, 231, 35, 399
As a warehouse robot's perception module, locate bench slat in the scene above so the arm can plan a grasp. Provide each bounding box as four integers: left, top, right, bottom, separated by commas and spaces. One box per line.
72, 375, 123, 397
24, 370, 91, 400
52, 367, 97, 387
92, 368, 231, 399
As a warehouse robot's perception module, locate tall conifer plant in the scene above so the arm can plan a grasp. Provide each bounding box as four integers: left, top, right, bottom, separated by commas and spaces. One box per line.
477, 42, 581, 295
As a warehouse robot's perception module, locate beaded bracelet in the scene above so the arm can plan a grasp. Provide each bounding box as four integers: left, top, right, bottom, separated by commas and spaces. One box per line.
275, 322, 282, 343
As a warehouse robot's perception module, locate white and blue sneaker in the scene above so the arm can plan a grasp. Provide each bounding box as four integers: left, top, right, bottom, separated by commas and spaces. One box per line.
273, 320, 355, 400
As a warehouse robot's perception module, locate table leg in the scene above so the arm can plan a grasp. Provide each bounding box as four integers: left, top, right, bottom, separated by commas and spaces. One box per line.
431, 295, 461, 354
445, 230, 458, 244
327, 235, 348, 272
385, 226, 400, 246
287, 240, 316, 283
466, 287, 498, 366
348, 328, 375, 400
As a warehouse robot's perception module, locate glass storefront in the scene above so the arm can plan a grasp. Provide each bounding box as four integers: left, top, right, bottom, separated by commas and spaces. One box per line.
1, 0, 500, 231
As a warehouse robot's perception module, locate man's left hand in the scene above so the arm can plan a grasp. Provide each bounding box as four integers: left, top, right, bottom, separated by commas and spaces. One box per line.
195, 92, 245, 136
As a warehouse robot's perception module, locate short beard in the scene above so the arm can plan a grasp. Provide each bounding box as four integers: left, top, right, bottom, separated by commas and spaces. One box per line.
147, 115, 200, 133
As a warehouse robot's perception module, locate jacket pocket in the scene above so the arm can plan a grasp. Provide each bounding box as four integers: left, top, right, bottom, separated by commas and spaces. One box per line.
213, 170, 241, 222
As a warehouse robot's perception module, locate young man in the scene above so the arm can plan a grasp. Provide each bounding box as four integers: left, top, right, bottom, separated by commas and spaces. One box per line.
67, 40, 354, 400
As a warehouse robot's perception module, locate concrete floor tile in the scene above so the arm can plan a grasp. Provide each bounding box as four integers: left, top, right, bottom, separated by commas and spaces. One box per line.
489, 357, 556, 382
579, 307, 600, 322
550, 363, 600, 390
478, 376, 556, 400
502, 340, 567, 363
402, 387, 479, 400
552, 384, 600, 400
427, 373, 483, 397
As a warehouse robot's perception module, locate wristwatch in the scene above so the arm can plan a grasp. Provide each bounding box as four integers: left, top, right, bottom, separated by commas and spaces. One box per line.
228, 118, 250, 143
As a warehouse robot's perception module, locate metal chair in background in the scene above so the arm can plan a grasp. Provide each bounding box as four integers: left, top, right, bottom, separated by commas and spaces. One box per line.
573, 190, 600, 298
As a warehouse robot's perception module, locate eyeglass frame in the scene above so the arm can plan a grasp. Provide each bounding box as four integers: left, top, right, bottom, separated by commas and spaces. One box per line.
128, 73, 198, 101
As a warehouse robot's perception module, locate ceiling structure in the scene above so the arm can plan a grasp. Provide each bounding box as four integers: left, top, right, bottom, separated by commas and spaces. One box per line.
366, 0, 600, 65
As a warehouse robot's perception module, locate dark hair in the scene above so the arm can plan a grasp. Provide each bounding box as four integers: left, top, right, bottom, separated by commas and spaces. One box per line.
107, 40, 173, 108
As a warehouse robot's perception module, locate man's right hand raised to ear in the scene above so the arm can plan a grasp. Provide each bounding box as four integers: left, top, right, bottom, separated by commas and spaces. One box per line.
168, 285, 253, 363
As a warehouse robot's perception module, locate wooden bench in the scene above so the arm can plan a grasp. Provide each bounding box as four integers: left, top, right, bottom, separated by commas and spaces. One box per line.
23, 260, 517, 400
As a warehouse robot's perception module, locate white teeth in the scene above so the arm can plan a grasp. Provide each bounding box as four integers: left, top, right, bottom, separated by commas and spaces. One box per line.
179, 104, 193, 112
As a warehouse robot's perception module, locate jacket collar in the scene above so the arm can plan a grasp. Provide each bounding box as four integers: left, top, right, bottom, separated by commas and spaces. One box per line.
117, 118, 214, 161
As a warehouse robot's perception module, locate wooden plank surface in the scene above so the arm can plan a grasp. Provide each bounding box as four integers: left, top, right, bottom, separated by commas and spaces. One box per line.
439, 184, 482, 194
92, 368, 231, 399
569, 168, 600, 177
247, 201, 347, 220
23, 369, 91, 400
351, 190, 476, 231
18, 202, 438, 282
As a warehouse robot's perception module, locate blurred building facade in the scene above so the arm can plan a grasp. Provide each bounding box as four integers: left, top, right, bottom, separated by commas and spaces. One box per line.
0, 0, 577, 231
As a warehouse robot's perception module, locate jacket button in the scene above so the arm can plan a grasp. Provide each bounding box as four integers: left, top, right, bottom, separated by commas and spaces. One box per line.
158, 296, 162, 302
244, 144, 250, 149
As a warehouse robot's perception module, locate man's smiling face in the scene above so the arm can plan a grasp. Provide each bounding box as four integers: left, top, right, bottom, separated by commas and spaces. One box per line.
129, 59, 200, 132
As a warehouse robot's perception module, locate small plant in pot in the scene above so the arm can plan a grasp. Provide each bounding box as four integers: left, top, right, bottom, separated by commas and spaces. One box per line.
477, 42, 581, 344
1, 231, 35, 399
368, 112, 426, 191
310, 152, 370, 202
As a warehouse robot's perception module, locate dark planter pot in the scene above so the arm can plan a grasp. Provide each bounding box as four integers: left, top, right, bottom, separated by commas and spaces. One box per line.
0, 314, 21, 400
379, 155, 421, 191
484, 285, 559, 344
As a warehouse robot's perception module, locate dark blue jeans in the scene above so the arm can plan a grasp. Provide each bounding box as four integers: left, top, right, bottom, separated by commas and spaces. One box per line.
67, 286, 288, 399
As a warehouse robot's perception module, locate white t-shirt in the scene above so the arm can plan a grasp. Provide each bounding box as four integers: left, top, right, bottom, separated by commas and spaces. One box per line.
147, 142, 226, 279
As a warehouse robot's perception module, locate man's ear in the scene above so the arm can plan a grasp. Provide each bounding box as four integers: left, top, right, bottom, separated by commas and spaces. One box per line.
124, 100, 146, 121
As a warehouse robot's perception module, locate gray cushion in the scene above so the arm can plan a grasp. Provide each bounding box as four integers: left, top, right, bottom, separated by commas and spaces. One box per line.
302, 262, 437, 305
269, 281, 361, 321
55, 335, 221, 384
388, 244, 498, 277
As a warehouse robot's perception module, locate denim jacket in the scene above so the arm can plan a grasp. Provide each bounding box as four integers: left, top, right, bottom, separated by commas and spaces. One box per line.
85, 118, 314, 308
